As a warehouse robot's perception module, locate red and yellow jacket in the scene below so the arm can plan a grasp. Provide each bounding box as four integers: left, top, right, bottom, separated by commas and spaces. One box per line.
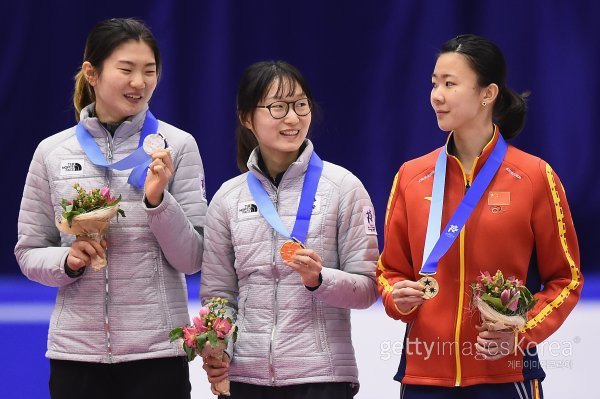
377, 129, 582, 387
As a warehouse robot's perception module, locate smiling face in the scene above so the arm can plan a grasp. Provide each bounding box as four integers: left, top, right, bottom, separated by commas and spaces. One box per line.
430, 52, 488, 133
84, 39, 158, 123
244, 79, 311, 164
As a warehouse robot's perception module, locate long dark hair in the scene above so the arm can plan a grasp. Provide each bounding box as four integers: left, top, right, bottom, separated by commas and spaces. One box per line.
439, 34, 528, 139
73, 18, 161, 121
235, 61, 314, 172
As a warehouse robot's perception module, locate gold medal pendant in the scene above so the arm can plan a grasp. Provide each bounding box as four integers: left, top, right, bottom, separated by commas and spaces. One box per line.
279, 239, 304, 262
418, 275, 439, 299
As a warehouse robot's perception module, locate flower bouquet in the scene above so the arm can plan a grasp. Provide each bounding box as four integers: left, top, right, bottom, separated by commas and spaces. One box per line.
471, 270, 537, 332
56, 183, 125, 271
170, 297, 238, 396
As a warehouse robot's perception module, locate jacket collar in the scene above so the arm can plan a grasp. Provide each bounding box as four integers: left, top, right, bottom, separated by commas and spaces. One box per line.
445, 124, 501, 178
247, 139, 315, 187
79, 103, 148, 140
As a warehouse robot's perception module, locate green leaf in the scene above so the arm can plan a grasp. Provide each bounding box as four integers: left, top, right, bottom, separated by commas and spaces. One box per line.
481, 293, 507, 313
183, 344, 196, 362
207, 330, 218, 346
196, 333, 208, 352
169, 327, 183, 342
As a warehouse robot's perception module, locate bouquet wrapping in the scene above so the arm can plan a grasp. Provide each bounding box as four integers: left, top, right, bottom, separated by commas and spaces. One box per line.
471, 270, 537, 332
56, 183, 125, 271
170, 297, 238, 396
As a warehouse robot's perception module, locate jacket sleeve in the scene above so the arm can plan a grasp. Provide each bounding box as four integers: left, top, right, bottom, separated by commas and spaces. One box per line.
200, 188, 239, 309
310, 172, 379, 309
519, 161, 582, 347
377, 165, 421, 322
145, 134, 207, 275
14, 144, 75, 287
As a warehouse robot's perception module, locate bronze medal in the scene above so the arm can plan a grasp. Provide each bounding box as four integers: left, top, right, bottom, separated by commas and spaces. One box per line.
418, 275, 439, 299
279, 240, 304, 262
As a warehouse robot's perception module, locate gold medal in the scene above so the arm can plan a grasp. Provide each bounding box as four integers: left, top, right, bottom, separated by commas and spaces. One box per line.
418, 275, 439, 299
279, 240, 304, 262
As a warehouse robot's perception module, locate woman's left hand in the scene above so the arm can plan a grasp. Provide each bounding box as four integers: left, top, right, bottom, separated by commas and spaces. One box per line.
475, 325, 516, 361
144, 149, 174, 206
284, 248, 323, 288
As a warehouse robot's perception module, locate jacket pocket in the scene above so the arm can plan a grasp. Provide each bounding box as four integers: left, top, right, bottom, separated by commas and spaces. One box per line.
152, 256, 168, 328
312, 297, 326, 353
236, 286, 251, 333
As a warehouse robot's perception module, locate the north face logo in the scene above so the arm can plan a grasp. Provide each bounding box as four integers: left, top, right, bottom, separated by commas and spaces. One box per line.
237, 201, 259, 220
62, 162, 82, 172
60, 159, 85, 176
239, 203, 258, 214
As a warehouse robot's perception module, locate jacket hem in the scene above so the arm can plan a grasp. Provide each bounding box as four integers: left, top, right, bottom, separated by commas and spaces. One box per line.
46, 347, 183, 364
398, 371, 544, 387
229, 375, 359, 387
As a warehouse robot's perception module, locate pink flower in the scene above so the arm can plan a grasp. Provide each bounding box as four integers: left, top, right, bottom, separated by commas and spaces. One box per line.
183, 326, 199, 347
501, 289, 511, 306
193, 316, 208, 333
506, 291, 521, 312
212, 317, 232, 339
199, 306, 210, 316
100, 187, 111, 199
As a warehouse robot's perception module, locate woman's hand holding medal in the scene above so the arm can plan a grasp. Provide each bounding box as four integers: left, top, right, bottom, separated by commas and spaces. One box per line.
144, 134, 174, 206
281, 242, 323, 288
391, 280, 426, 313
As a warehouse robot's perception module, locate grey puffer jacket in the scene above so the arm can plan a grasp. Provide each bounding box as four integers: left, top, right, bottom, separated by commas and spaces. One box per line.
201, 140, 379, 388
15, 104, 207, 363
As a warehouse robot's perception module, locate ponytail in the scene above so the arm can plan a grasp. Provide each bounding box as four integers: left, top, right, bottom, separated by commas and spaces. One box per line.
73, 69, 95, 121
494, 87, 529, 139
236, 124, 258, 173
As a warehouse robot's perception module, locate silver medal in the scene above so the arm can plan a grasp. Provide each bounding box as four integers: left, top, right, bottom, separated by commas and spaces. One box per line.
143, 133, 167, 154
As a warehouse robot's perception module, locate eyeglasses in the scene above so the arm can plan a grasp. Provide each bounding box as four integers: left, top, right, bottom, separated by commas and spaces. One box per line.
256, 98, 312, 119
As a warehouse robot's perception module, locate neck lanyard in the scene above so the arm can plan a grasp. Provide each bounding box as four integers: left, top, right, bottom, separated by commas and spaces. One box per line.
247, 152, 323, 244
76, 111, 158, 188
420, 133, 508, 276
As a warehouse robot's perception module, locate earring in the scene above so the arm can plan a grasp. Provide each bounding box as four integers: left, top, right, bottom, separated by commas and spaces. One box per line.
482, 101, 487, 107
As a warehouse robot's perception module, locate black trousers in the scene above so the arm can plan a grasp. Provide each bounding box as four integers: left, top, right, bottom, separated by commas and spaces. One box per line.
49, 357, 191, 399
219, 381, 357, 399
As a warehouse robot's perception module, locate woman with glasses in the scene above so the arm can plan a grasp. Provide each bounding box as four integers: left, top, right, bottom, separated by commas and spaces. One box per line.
377, 34, 581, 398
200, 60, 379, 399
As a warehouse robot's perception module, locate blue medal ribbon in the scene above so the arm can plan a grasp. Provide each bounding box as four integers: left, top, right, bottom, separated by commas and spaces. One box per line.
420, 133, 508, 275
247, 152, 323, 244
75, 111, 159, 188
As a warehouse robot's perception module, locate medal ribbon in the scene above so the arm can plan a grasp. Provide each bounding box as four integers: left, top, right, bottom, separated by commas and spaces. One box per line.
76, 111, 158, 188
247, 152, 323, 244
420, 133, 508, 275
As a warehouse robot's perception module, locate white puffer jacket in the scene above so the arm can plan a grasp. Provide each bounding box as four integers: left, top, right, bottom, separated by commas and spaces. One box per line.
201, 140, 379, 388
15, 104, 207, 363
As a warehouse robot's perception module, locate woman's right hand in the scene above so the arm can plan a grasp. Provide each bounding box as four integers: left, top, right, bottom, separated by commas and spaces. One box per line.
202, 355, 230, 385
66, 236, 106, 271
391, 280, 425, 313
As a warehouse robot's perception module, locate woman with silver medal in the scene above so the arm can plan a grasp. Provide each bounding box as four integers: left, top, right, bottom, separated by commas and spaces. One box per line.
200, 61, 379, 399
15, 18, 206, 399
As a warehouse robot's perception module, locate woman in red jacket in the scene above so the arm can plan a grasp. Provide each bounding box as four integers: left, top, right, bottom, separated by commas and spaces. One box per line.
377, 34, 582, 399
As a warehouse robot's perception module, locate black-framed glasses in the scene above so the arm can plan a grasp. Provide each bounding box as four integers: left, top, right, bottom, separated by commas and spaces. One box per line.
256, 98, 312, 119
